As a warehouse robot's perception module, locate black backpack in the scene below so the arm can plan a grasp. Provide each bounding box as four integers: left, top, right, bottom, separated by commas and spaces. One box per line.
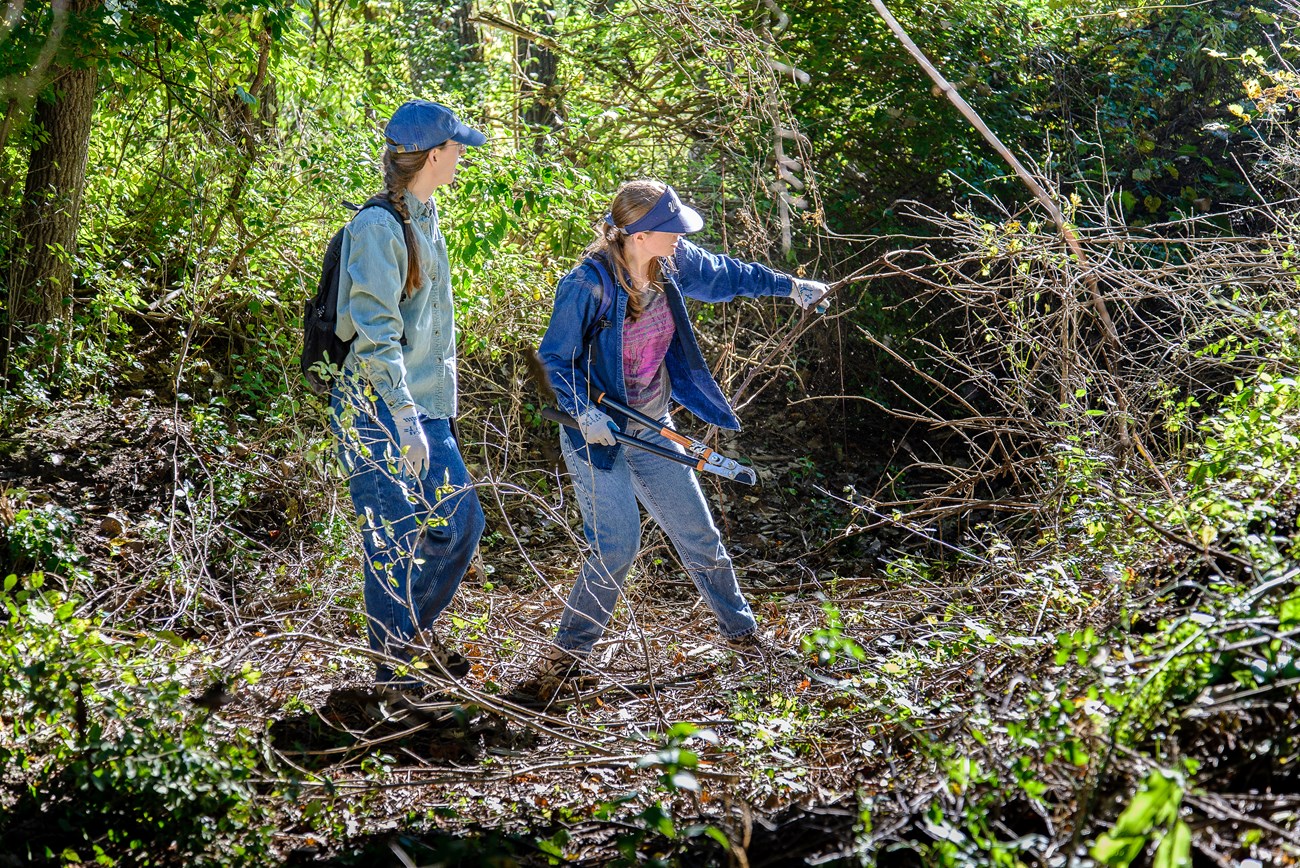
301, 195, 405, 396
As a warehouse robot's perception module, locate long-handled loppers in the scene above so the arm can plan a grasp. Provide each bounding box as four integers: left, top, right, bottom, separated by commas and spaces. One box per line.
525, 350, 756, 486
588, 392, 757, 486
539, 406, 756, 485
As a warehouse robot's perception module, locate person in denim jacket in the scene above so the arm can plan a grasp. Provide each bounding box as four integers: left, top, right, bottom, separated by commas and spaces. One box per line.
330, 100, 487, 688
526, 179, 830, 698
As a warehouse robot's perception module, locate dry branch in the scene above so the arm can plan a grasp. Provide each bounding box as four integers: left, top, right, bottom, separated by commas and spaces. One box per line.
869, 0, 1134, 452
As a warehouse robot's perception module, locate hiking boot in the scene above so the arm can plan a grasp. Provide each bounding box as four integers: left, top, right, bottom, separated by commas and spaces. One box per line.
365, 686, 458, 725
725, 631, 793, 663
507, 646, 597, 705
411, 630, 471, 680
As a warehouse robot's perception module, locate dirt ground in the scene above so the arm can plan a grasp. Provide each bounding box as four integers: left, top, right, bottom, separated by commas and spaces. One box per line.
1, 393, 934, 862
4, 393, 1294, 865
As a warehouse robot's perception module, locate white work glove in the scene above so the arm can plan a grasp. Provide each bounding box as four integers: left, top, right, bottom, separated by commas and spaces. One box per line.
790, 278, 831, 314
577, 406, 618, 446
393, 404, 430, 477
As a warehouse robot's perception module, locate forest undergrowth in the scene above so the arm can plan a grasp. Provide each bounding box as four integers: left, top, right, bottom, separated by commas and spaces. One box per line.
2, 0, 1299, 864
2, 192, 1299, 865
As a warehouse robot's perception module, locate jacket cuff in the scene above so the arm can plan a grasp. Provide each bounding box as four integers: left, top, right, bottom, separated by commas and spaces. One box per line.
376, 384, 416, 416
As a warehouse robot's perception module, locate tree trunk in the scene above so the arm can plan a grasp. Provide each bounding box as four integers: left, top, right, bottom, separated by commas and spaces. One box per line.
0, 99, 19, 155
514, 0, 560, 134
453, 0, 482, 66
8, 19, 100, 329
362, 2, 379, 124
405, 0, 483, 99
0, 99, 19, 204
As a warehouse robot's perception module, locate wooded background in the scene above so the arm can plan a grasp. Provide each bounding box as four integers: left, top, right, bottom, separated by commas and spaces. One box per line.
2, 1, 1299, 865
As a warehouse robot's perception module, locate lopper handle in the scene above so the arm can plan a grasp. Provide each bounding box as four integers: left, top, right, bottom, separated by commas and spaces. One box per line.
592, 393, 757, 485
539, 406, 754, 485
540, 407, 706, 470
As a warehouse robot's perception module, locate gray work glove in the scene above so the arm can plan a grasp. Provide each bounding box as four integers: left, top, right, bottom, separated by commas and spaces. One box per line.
393, 404, 430, 477
577, 406, 618, 446
790, 278, 831, 314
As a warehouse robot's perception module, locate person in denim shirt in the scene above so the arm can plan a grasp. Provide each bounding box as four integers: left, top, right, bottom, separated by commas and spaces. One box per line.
523, 180, 830, 699
329, 100, 487, 689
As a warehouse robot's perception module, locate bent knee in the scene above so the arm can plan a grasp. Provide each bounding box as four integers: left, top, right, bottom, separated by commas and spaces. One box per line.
591, 542, 638, 577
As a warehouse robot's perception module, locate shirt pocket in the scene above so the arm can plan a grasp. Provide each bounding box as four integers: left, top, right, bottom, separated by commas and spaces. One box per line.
427, 229, 449, 283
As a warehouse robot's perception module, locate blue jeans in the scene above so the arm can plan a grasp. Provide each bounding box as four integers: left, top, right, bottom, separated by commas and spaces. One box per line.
330, 386, 485, 683
556, 419, 757, 654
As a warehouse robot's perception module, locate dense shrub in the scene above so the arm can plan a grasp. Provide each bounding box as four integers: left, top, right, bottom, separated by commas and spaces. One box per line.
0, 578, 271, 866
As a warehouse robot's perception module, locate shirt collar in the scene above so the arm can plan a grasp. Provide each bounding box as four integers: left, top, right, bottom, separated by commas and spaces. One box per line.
404, 189, 435, 221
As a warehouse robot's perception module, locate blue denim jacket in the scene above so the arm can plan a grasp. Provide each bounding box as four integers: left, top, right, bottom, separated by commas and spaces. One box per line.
334, 190, 458, 418
538, 239, 794, 469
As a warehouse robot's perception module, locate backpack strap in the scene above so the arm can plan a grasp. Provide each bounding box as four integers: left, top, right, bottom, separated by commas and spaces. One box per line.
582, 257, 615, 346
347, 194, 406, 227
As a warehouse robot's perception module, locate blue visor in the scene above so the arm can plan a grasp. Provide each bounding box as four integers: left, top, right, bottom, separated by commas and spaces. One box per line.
610, 186, 704, 235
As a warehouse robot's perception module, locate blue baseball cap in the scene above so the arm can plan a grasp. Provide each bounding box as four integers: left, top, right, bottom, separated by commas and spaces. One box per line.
384, 100, 486, 153
609, 185, 704, 235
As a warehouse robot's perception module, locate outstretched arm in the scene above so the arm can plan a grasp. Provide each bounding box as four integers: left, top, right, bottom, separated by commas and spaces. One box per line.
670, 239, 794, 303
673, 239, 830, 313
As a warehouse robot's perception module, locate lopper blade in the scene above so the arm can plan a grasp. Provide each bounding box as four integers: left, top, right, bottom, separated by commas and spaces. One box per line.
703, 454, 757, 486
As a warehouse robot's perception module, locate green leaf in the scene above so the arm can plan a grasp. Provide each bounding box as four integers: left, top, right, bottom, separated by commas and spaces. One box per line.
704, 826, 730, 848
1279, 592, 1300, 629
1153, 820, 1192, 868
640, 803, 675, 839
665, 721, 699, 740
1091, 832, 1145, 866
1112, 771, 1179, 836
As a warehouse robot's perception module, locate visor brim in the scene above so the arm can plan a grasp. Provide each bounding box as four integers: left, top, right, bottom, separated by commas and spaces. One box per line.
646, 204, 704, 234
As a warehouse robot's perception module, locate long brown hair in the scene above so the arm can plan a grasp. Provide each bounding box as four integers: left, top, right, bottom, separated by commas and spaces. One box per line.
381, 148, 428, 298
584, 179, 668, 321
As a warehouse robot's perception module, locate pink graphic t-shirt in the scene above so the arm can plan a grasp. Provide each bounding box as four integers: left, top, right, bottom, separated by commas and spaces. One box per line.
622, 289, 675, 418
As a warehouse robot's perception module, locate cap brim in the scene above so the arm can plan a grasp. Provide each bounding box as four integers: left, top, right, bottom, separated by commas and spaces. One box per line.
450, 121, 487, 147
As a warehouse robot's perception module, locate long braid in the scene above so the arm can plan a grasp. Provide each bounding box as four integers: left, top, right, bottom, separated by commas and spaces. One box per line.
381, 148, 427, 298
584, 180, 666, 321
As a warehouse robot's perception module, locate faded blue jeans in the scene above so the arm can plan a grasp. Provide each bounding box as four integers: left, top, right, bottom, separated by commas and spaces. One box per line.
331, 385, 485, 683
556, 418, 757, 654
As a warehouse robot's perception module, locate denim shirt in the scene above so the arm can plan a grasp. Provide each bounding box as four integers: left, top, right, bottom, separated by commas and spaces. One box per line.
537, 239, 794, 469
334, 190, 457, 418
